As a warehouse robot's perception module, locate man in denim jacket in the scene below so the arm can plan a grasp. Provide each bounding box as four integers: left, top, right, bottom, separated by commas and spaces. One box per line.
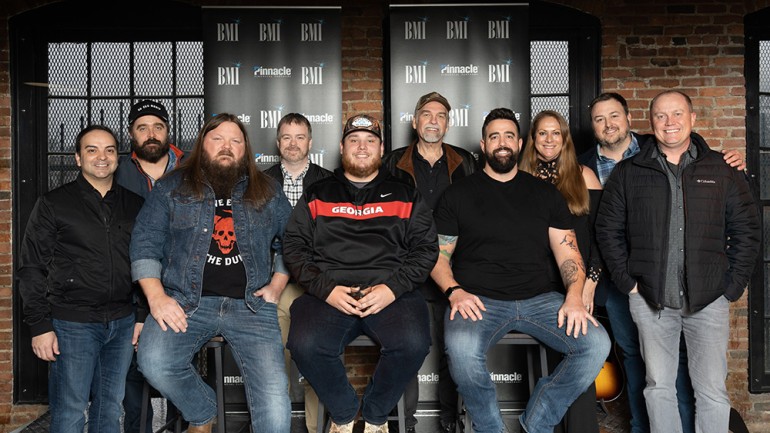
130, 113, 293, 433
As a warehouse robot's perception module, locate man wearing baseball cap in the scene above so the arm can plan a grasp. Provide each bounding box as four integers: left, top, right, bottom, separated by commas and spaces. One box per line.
115, 99, 185, 198
116, 99, 186, 433
283, 115, 438, 433
381, 92, 477, 433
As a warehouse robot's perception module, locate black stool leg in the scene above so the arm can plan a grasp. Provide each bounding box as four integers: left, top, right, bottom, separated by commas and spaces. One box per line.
213, 344, 227, 433
140, 381, 151, 433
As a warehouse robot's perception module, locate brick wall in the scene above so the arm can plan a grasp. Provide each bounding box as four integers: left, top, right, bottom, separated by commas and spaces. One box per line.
2, 0, 770, 431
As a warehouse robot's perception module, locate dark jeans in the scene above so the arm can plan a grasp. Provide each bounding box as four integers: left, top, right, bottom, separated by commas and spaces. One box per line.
604, 288, 695, 433
404, 298, 458, 428
123, 354, 153, 433
288, 291, 431, 425
49, 314, 135, 433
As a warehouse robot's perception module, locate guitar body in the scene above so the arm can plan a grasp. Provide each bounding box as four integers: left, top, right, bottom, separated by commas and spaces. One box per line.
595, 360, 622, 401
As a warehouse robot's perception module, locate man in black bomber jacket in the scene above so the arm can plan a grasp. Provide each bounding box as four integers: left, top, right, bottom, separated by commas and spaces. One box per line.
596, 90, 760, 433
284, 114, 438, 433
18, 125, 145, 433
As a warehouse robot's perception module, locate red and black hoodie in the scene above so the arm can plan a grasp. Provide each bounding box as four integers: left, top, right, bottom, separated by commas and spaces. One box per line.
283, 168, 438, 301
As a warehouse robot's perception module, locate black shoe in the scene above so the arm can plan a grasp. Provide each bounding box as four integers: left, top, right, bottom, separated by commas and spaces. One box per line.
440, 421, 457, 433
406, 426, 417, 433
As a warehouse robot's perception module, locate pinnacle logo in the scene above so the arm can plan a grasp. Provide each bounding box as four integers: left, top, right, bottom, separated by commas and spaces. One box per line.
440, 64, 478, 76
260, 22, 281, 41
217, 66, 240, 86
489, 371, 523, 384
446, 20, 468, 39
217, 22, 239, 42
260, 110, 282, 129
405, 65, 427, 84
301, 22, 323, 41
253, 66, 292, 78
399, 112, 414, 123
488, 64, 510, 83
302, 113, 334, 124
301, 66, 323, 85
405, 20, 426, 40
255, 154, 281, 164
488, 20, 510, 39
449, 108, 469, 127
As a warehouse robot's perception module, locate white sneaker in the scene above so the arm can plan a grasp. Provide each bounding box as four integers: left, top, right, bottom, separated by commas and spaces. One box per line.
363, 422, 389, 433
329, 420, 355, 433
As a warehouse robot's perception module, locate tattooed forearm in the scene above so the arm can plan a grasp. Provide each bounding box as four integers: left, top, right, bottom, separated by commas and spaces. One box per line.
438, 234, 458, 260
560, 258, 585, 287
559, 230, 579, 254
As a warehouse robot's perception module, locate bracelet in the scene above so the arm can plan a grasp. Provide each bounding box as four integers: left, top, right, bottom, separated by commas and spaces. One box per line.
588, 266, 602, 283
445, 285, 462, 299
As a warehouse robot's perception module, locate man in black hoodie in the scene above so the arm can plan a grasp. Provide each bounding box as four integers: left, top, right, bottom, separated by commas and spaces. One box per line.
284, 114, 438, 433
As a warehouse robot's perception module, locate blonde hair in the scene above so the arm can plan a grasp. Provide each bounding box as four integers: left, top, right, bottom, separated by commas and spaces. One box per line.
520, 110, 589, 216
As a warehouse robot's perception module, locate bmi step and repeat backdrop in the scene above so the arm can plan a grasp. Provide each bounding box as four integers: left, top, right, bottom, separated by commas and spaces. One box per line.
387, 4, 530, 159
203, 7, 342, 172
202, 4, 537, 410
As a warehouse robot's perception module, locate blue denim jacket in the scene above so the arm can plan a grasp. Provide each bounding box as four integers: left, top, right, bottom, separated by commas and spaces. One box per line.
130, 170, 292, 314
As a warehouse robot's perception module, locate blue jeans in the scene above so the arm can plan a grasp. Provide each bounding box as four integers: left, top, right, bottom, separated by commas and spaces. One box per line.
445, 292, 610, 433
49, 314, 135, 433
138, 296, 290, 432
287, 291, 431, 426
605, 288, 695, 433
629, 294, 730, 433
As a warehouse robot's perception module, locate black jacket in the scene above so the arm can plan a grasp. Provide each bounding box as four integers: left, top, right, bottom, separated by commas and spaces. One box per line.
18, 174, 145, 336
381, 142, 478, 187
596, 133, 760, 312
263, 161, 332, 193
283, 168, 438, 301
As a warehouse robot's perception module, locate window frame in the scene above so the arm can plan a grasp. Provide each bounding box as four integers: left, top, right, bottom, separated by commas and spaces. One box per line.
10, 0, 202, 404
744, 8, 770, 393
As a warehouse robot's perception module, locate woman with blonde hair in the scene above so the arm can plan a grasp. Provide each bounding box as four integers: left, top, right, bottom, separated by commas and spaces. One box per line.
520, 109, 603, 433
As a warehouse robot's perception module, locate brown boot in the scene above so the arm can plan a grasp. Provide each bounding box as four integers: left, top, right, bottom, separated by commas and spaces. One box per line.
186, 421, 214, 433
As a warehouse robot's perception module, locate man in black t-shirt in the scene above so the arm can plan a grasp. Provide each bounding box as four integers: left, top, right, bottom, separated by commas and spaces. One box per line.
431, 108, 610, 433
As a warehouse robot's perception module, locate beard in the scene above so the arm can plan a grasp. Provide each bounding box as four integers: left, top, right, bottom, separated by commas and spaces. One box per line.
484, 147, 518, 174
341, 153, 382, 179
598, 128, 630, 151
131, 137, 170, 163
280, 145, 309, 164
201, 151, 249, 198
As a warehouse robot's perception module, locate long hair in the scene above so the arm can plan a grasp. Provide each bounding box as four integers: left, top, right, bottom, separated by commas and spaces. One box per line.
520, 110, 589, 216
176, 113, 274, 209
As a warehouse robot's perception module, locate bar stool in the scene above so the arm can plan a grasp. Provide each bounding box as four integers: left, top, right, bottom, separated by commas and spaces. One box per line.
457, 332, 549, 433
316, 335, 407, 433
139, 337, 228, 433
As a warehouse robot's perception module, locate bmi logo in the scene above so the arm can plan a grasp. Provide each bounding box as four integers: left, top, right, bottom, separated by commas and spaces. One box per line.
217, 21, 239, 42
217, 66, 240, 86
301, 66, 323, 85
260, 22, 281, 41
405, 65, 427, 84
488, 20, 510, 39
446, 20, 468, 40
488, 64, 510, 83
301, 22, 323, 42
405, 20, 427, 40
260, 110, 283, 129
450, 108, 469, 127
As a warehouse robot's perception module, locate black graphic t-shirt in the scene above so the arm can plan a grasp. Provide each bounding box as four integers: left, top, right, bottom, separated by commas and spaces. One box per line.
202, 198, 247, 299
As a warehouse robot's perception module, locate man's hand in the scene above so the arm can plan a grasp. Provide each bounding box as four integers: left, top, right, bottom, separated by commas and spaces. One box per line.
722, 149, 746, 171
629, 283, 639, 294
448, 289, 486, 321
359, 284, 396, 317
326, 285, 365, 316
132, 322, 144, 351
31, 331, 59, 361
147, 292, 188, 333
582, 279, 597, 315
558, 294, 599, 338
254, 280, 285, 304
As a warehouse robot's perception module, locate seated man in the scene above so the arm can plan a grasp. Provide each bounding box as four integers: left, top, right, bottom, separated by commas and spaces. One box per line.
284, 114, 438, 433
430, 108, 610, 433
131, 113, 292, 433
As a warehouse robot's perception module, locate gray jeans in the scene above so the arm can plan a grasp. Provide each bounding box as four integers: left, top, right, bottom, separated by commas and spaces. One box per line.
629, 293, 730, 433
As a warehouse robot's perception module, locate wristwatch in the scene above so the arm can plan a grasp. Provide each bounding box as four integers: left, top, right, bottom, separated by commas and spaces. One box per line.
444, 285, 462, 299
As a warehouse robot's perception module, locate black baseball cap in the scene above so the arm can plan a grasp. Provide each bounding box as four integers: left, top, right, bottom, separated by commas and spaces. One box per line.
129, 100, 169, 125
